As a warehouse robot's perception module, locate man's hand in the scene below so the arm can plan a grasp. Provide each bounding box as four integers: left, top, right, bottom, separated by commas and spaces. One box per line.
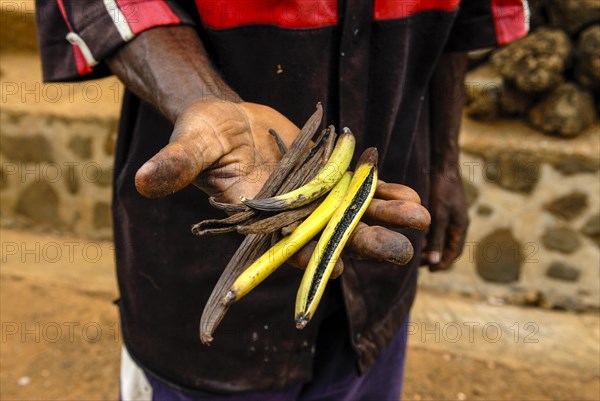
422, 168, 469, 271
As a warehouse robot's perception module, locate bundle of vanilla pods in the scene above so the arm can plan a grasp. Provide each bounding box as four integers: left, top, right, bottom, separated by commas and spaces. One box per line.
194, 104, 379, 344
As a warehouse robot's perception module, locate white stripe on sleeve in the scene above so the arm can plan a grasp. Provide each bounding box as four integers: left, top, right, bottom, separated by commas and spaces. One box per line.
103, 0, 135, 41
65, 32, 99, 66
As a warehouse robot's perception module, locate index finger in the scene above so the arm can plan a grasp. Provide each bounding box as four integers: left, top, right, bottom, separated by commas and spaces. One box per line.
376, 180, 421, 203
347, 223, 414, 265
364, 199, 431, 230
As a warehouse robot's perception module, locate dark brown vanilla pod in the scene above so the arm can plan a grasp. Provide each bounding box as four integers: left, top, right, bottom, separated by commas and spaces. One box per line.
199, 233, 272, 345
191, 210, 256, 236
268, 128, 288, 156
236, 201, 321, 235
318, 126, 337, 166
208, 197, 249, 213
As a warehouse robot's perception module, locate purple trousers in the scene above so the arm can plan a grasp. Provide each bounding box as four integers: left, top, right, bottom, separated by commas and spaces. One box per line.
143, 308, 408, 401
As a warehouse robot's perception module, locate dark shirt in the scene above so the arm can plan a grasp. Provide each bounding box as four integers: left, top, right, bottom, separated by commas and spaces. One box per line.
36, 0, 528, 393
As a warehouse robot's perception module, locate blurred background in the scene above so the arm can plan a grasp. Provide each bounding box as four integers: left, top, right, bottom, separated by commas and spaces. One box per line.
1, 0, 599, 400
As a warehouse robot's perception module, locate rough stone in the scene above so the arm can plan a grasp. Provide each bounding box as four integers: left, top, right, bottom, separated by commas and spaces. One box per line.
464, 64, 535, 119
0, 135, 54, 163
463, 180, 479, 207
500, 82, 536, 116
544, 191, 588, 220
483, 152, 540, 193
491, 28, 571, 93
541, 226, 581, 254
546, 262, 581, 281
464, 63, 502, 119
581, 213, 600, 246
477, 204, 494, 216
65, 165, 79, 195
476, 229, 523, 283
93, 202, 112, 230
528, 83, 597, 137
546, 0, 600, 34
68, 136, 92, 159
575, 25, 600, 90
552, 156, 599, 175
15, 181, 61, 226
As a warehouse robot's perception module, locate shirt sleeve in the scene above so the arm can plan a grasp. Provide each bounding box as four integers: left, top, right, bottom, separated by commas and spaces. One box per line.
445, 0, 530, 52
36, 1, 195, 82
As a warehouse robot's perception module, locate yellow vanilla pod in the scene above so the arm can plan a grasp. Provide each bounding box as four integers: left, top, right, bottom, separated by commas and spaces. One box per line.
223, 173, 353, 305
243, 130, 356, 211
295, 148, 378, 329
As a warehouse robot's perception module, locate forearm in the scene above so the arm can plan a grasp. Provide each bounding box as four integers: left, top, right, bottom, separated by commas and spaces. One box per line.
424, 52, 470, 271
106, 26, 241, 123
429, 52, 469, 176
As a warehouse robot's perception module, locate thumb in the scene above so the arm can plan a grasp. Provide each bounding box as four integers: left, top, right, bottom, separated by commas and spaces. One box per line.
135, 103, 238, 198
135, 141, 209, 198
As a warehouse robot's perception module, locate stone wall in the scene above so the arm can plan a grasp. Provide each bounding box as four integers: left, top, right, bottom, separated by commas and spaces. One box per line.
1, 0, 122, 239
420, 118, 600, 312
1, 109, 118, 239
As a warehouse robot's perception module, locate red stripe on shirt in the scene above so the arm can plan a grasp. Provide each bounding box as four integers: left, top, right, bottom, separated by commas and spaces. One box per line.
374, 0, 460, 20
194, 0, 338, 29
56, 0, 72, 30
115, 0, 181, 35
491, 0, 528, 45
72, 45, 94, 75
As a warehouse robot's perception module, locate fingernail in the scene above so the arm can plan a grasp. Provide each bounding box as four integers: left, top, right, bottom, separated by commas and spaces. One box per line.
429, 251, 441, 265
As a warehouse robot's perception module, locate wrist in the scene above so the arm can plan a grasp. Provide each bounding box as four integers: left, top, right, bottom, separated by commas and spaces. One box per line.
431, 153, 459, 174
106, 25, 241, 123
430, 158, 463, 189
171, 90, 242, 123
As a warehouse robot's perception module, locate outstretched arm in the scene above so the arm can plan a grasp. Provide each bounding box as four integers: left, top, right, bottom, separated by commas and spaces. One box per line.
423, 52, 470, 271
106, 25, 430, 267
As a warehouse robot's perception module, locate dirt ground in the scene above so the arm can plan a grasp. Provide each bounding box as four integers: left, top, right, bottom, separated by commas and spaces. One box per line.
1, 229, 599, 400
